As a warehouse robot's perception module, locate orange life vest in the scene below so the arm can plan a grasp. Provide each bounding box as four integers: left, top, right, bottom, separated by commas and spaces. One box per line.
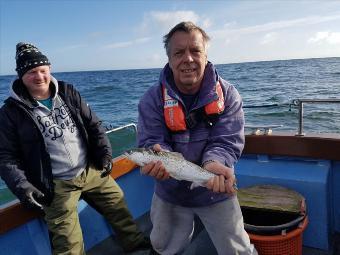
163, 81, 225, 132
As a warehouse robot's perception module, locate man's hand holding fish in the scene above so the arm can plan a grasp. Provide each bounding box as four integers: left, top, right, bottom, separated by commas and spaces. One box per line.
127, 144, 236, 194
139, 144, 170, 181
203, 160, 237, 194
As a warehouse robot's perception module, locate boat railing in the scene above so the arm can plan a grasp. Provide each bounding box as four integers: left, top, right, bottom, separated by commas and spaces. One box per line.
105, 123, 137, 133
292, 99, 340, 136
245, 125, 283, 135
245, 99, 340, 136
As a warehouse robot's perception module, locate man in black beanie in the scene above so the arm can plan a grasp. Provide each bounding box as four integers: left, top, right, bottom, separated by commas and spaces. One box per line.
0, 42, 151, 254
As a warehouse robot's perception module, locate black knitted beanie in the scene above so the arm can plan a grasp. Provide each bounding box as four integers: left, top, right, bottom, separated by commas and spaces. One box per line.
15, 42, 50, 78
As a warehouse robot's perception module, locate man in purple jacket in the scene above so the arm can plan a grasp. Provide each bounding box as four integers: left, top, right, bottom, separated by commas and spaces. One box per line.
137, 22, 257, 255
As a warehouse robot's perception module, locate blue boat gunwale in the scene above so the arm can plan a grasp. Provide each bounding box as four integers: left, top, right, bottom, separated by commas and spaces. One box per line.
1, 132, 340, 238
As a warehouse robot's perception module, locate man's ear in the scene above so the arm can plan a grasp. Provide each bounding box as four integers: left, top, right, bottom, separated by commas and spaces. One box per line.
168, 59, 172, 70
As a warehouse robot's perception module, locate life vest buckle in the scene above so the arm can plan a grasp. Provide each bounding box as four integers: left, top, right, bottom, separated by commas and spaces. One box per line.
185, 112, 198, 129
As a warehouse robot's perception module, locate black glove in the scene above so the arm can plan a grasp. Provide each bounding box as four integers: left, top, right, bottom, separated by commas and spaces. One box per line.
20, 183, 44, 209
101, 161, 112, 178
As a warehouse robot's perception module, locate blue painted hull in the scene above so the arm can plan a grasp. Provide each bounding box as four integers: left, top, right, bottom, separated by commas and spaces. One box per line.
0, 169, 154, 255
1, 152, 339, 254
237, 155, 334, 250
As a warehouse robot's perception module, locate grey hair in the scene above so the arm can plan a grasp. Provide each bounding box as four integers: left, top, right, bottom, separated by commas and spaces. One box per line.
163, 21, 210, 57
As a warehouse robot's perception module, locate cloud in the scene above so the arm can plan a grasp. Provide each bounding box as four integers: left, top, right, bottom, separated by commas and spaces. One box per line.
106, 41, 132, 49
88, 31, 105, 39
140, 10, 208, 34
223, 22, 237, 29
308, 31, 340, 45
105, 37, 151, 49
150, 10, 199, 29
134, 37, 151, 44
224, 38, 232, 46
147, 53, 164, 64
260, 32, 278, 45
201, 18, 213, 30
211, 13, 340, 39
245, 14, 340, 33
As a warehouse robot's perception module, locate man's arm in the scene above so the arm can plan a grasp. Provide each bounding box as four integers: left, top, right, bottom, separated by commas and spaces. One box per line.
67, 84, 112, 169
137, 86, 172, 180
202, 81, 245, 168
0, 107, 43, 208
137, 86, 172, 151
202, 82, 244, 194
204, 160, 237, 194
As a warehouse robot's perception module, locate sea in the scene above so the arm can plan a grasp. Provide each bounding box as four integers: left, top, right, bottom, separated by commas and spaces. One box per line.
0, 57, 340, 198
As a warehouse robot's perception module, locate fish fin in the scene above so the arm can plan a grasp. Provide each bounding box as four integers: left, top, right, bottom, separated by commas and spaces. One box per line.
171, 152, 184, 158
190, 182, 201, 190
161, 151, 185, 159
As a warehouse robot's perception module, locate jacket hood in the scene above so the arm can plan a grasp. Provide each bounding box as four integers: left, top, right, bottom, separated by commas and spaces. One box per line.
9, 76, 59, 108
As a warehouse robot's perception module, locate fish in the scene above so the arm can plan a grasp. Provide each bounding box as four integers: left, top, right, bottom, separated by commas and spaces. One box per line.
124, 148, 216, 189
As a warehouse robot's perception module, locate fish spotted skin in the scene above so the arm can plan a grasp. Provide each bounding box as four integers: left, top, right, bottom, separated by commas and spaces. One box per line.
124, 148, 216, 188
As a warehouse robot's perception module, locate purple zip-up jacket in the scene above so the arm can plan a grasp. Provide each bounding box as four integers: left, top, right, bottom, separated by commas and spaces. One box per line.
137, 62, 245, 207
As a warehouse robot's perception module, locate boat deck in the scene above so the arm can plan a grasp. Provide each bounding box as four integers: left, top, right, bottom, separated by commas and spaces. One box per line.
87, 212, 339, 255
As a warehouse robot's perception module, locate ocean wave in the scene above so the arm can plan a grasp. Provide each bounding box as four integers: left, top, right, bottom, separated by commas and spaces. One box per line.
1, 57, 340, 132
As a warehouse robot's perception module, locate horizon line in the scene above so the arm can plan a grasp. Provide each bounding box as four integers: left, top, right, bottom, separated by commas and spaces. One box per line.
1, 56, 339, 77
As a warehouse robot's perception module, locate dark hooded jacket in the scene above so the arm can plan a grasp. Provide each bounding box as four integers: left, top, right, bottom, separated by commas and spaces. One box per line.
0, 78, 112, 205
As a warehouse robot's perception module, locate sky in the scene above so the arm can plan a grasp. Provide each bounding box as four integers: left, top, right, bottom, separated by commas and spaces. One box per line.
1, 0, 340, 75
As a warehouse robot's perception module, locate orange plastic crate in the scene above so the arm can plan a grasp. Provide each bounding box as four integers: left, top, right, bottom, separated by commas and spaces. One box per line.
248, 216, 308, 255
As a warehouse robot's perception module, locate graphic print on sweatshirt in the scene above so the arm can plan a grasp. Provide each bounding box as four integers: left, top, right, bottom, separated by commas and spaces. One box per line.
34, 95, 87, 179
36, 101, 76, 141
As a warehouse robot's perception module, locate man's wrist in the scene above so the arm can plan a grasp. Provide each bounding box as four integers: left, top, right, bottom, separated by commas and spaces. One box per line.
202, 159, 216, 168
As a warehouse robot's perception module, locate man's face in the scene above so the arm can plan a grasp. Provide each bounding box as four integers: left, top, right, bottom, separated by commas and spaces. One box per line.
21, 65, 51, 99
168, 30, 207, 95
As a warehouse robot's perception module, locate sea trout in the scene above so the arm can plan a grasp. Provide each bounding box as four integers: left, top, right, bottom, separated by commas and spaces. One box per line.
124, 148, 216, 189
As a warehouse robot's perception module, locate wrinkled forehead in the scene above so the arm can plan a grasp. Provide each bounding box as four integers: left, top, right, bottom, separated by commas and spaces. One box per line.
169, 30, 206, 50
